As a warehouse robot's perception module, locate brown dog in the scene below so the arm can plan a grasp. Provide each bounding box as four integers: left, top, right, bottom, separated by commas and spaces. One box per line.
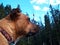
0, 8, 38, 45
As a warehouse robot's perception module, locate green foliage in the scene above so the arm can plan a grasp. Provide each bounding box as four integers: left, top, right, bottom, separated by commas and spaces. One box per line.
0, 4, 21, 19
0, 3, 5, 19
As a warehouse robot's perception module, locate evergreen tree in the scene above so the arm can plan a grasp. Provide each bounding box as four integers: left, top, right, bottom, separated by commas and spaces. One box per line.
0, 3, 5, 19
44, 12, 52, 45
5, 5, 11, 15
49, 4, 60, 45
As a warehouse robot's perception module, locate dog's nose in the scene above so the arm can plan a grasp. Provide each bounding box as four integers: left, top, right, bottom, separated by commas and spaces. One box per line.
31, 28, 36, 30
26, 25, 39, 37
30, 26, 39, 34
33, 25, 39, 32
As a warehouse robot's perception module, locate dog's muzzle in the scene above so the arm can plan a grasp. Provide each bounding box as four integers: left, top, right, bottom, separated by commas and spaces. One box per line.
26, 32, 36, 37
26, 28, 38, 37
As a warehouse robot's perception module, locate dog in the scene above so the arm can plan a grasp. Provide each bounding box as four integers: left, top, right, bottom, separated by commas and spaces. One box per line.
0, 8, 38, 45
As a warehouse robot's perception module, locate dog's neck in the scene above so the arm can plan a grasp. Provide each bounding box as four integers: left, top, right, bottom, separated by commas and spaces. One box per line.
6, 21, 24, 42
0, 19, 24, 44
6, 22, 18, 41
0, 27, 13, 43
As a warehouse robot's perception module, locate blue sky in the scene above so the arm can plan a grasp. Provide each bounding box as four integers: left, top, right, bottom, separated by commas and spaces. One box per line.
0, 0, 60, 24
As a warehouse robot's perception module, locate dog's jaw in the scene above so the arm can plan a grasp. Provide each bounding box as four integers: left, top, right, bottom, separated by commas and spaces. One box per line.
0, 8, 39, 45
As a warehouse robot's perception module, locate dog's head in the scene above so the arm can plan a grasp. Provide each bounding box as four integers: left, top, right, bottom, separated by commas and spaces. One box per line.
7, 8, 39, 38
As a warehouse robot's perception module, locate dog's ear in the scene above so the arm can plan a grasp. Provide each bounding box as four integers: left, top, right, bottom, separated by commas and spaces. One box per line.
9, 8, 20, 21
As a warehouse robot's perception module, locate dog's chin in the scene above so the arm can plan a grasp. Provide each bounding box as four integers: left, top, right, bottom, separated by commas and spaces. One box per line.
25, 32, 36, 37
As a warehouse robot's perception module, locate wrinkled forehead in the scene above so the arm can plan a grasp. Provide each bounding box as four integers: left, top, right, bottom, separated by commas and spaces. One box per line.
18, 13, 29, 19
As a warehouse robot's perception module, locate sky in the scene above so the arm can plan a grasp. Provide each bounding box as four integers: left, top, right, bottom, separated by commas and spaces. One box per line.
0, 0, 60, 24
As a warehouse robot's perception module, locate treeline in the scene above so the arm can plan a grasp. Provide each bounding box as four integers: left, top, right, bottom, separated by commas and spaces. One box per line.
0, 3, 60, 45
0, 3, 21, 19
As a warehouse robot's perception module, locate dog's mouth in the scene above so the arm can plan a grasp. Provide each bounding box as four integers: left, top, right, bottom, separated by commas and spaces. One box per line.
25, 25, 39, 37
25, 32, 36, 37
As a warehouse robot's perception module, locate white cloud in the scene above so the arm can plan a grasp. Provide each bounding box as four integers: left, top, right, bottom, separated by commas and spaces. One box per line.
50, 0, 55, 5
30, 0, 60, 5
42, 7, 50, 11
33, 5, 50, 11
30, 0, 37, 3
33, 5, 41, 10
30, 0, 48, 4
56, 0, 60, 4
50, 0, 60, 5
31, 0, 60, 11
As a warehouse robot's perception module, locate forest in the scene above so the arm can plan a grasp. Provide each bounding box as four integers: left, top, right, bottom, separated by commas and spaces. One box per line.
0, 3, 60, 45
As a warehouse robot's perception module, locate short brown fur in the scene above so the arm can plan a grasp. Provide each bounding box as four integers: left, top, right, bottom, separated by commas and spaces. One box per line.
0, 8, 38, 45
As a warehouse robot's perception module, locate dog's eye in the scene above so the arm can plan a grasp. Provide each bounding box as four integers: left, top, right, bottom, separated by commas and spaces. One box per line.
28, 18, 30, 21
